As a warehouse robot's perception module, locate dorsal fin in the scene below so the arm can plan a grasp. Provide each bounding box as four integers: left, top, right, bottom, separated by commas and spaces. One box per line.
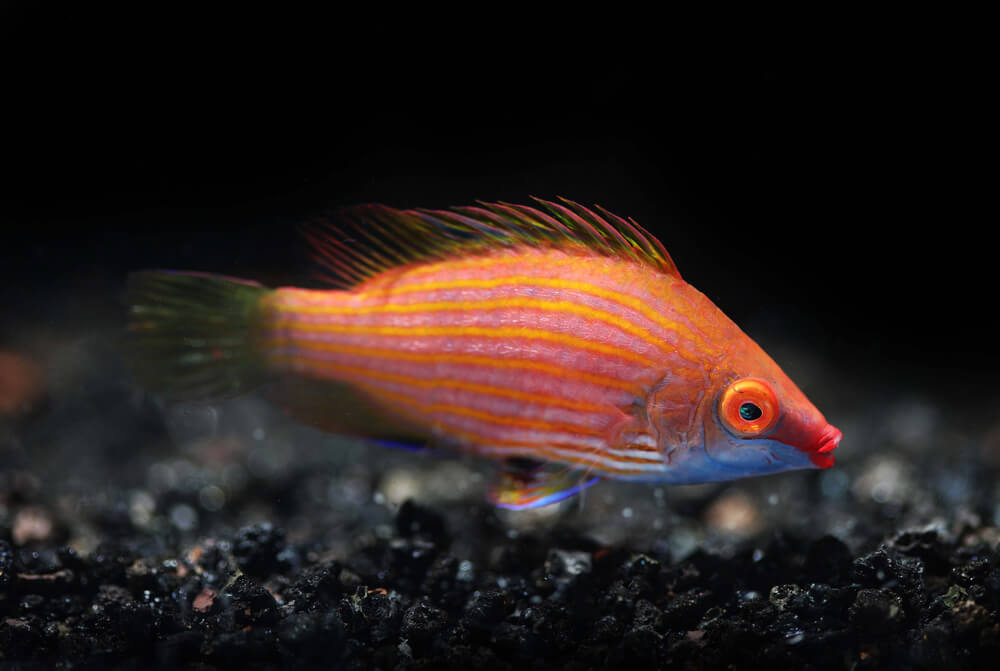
302, 197, 680, 289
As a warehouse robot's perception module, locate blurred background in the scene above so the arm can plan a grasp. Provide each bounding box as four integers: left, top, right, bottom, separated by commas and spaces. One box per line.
0, 8, 995, 558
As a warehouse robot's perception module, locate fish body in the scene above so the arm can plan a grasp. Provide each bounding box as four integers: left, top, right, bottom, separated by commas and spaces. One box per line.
128, 199, 841, 508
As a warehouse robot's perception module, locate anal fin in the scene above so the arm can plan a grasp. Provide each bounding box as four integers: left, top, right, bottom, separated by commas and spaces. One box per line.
264, 375, 429, 445
487, 458, 600, 510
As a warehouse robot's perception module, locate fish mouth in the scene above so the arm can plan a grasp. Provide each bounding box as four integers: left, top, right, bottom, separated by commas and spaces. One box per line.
801, 424, 842, 469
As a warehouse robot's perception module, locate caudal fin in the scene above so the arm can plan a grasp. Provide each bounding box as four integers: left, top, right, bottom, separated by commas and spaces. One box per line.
126, 271, 272, 399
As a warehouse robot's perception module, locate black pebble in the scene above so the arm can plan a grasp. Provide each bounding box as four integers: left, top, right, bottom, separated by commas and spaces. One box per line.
464, 589, 510, 632
233, 522, 293, 578
395, 499, 449, 545
402, 599, 448, 645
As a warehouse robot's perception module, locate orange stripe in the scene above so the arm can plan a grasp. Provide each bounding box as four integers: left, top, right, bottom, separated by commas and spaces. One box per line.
286, 297, 669, 359
434, 427, 602, 469
355, 384, 605, 436
349, 386, 657, 476
264, 339, 639, 391
379, 253, 573, 282
269, 323, 657, 367
356, 275, 717, 356
450, 432, 653, 476
269, 354, 612, 414
354, 386, 612, 469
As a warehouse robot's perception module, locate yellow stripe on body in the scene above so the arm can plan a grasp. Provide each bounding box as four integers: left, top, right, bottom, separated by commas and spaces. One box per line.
347, 384, 664, 476
445, 427, 664, 476
268, 353, 614, 415
269, 354, 658, 476
356, 274, 719, 358
286, 296, 675, 361
263, 340, 640, 392
374, 252, 577, 282
268, 323, 658, 368
349, 383, 609, 437
355, 251, 704, 338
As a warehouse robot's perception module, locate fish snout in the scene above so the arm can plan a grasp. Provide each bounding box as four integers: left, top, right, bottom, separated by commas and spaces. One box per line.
811, 424, 842, 453
804, 424, 841, 468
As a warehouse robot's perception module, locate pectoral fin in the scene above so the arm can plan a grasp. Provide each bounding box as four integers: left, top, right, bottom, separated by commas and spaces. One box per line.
487, 458, 600, 510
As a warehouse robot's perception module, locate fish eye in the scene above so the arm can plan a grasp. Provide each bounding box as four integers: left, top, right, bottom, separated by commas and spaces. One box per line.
719, 378, 779, 437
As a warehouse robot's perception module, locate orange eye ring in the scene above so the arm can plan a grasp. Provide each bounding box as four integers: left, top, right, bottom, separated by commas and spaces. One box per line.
719, 378, 780, 437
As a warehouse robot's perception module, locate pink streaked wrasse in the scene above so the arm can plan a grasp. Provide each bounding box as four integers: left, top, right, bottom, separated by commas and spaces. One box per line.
126, 198, 841, 509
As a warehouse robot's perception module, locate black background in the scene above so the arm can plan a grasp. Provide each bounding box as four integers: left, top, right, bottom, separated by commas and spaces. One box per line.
1, 8, 992, 402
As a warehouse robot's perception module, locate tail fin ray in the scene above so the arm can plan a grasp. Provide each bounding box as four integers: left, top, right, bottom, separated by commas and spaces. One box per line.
126, 271, 271, 399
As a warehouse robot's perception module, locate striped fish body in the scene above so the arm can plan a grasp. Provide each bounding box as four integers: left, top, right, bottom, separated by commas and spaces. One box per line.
260, 247, 715, 480
127, 199, 841, 509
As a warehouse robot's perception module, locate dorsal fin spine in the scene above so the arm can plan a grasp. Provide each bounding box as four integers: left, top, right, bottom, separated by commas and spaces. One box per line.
496, 201, 574, 238
455, 205, 513, 232
630, 215, 677, 275
533, 197, 605, 247
561, 197, 632, 250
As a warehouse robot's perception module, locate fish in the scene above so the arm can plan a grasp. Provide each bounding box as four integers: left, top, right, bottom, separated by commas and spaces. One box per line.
126, 197, 841, 510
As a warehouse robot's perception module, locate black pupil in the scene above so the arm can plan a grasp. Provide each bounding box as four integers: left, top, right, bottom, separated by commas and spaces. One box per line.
739, 402, 763, 421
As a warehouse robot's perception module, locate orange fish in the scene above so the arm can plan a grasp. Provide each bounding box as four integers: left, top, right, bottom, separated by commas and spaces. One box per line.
127, 198, 841, 509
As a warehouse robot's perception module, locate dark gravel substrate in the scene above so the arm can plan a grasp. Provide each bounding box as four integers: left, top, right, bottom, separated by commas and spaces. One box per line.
4, 510, 1000, 671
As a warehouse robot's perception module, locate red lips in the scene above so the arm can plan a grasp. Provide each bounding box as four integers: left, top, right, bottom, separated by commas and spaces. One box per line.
805, 424, 842, 468
813, 425, 842, 453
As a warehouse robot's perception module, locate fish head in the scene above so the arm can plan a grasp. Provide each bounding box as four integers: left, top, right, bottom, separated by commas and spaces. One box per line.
694, 339, 841, 479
